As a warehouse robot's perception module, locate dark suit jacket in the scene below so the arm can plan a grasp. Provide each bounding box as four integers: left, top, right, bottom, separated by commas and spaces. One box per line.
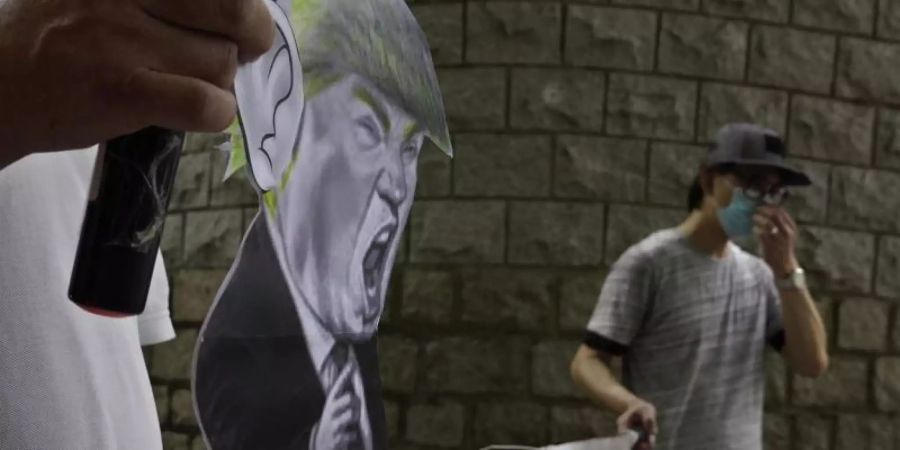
194, 218, 387, 450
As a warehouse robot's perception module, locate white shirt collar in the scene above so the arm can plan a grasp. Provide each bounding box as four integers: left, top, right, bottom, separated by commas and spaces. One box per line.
292, 293, 336, 377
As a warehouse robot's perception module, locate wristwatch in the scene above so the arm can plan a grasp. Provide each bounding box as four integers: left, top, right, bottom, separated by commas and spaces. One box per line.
776, 267, 807, 290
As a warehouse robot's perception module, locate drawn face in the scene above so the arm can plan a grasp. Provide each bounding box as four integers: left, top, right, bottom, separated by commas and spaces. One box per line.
275, 73, 422, 341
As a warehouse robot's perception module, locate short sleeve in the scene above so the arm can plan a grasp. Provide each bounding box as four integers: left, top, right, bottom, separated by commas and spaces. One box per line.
584, 247, 653, 356
763, 265, 785, 352
138, 251, 176, 346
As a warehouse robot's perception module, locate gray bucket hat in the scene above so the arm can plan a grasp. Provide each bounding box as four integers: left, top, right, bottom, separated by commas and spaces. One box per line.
707, 123, 811, 186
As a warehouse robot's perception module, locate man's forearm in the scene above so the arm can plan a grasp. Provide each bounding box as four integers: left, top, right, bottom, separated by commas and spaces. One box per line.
571, 346, 640, 414
779, 286, 828, 377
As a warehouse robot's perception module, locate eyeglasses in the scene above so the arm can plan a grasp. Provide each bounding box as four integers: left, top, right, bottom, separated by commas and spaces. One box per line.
726, 170, 791, 206
743, 186, 790, 206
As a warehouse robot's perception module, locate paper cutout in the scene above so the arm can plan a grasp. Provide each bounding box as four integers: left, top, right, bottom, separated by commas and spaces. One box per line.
191, 1, 449, 449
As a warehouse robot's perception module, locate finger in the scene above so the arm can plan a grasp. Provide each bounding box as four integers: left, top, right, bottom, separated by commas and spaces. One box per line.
137, 16, 238, 89
137, 0, 275, 62
328, 391, 353, 416
335, 363, 356, 391
752, 214, 770, 227
776, 208, 797, 233
120, 68, 236, 132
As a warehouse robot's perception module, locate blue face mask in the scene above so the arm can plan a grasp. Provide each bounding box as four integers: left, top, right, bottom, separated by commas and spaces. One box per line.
716, 188, 760, 239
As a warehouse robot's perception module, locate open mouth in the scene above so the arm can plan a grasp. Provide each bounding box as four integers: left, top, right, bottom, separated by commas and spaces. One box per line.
363, 223, 395, 302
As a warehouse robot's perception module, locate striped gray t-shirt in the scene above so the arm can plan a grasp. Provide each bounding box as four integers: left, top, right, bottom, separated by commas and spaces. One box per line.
586, 228, 784, 450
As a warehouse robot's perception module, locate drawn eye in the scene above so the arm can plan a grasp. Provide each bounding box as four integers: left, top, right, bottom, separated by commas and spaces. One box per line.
401, 138, 421, 164
354, 116, 381, 150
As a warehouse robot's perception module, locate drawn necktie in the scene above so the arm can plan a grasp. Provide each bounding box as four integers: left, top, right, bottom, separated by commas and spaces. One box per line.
331, 344, 363, 450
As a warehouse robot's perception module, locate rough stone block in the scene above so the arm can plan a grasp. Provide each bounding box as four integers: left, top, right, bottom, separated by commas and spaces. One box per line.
554, 136, 647, 201
793, 356, 868, 407
209, 149, 256, 207
406, 401, 465, 447
606, 205, 685, 264
565, 6, 657, 70
411, 3, 463, 65
550, 406, 618, 443
829, 167, 900, 232
794, 226, 874, 293
560, 271, 605, 332
416, 139, 451, 198
749, 26, 836, 94
837, 38, 900, 104
461, 269, 555, 332
793, 0, 875, 33
533, 340, 582, 398
183, 210, 243, 268
509, 202, 606, 266
794, 414, 832, 450
765, 351, 787, 406
161, 214, 184, 266
764, 413, 790, 450
875, 357, 900, 411
658, 14, 748, 80
162, 432, 191, 450
702, 0, 789, 22
150, 329, 198, 381
437, 68, 506, 131
838, 298, 889, 351
610, 0, 699, 11
606, 74, 697, 141
423, 337, 530, 393
698, 83, 788, 141
789, 95, 874, 165
453, 134, 552, 197
835, 415, 895, 450
783, 159, 829, 224
172, 270, 228, 322
171, 389, 197, 426
378, 335, 418, 394
647, 143, 707, 208
466, 2, 561, 64
401, 270, 454, 324
153, 385, 169, 424
876, 108, 900, 170
409, 201, 505, 263
385, 401, 399, 440
511, 69, 606, 131
877, 236, 900, 298
171, 152, 211, 210
473, 401, 548, 448
878, 0, 900, 39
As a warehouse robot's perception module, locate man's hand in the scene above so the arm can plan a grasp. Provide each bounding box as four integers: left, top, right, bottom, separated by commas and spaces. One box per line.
752, 206, 799, 277
616, 399, 657, 450
0, 0, 275, 162
311, 363, 360, 450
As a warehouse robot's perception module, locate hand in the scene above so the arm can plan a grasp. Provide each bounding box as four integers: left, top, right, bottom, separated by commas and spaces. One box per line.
617, 399, 657, 450
0, 0, 275, 160
753, 206, 800, 278
311, 363, 360, 450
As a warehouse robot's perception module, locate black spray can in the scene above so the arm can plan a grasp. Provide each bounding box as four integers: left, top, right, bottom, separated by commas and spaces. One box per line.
69, 127, 184, 316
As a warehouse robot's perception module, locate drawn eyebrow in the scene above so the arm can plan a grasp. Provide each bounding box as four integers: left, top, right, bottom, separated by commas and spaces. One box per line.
354, 86, 391, 134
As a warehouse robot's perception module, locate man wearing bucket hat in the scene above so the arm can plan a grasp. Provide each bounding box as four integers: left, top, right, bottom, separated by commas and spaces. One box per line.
571, 123, 828, 450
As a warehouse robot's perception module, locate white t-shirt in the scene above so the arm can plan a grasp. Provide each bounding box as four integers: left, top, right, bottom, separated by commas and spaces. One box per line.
0, 146, 175, 450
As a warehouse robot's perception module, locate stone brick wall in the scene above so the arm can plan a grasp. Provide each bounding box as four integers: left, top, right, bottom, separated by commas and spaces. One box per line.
146, 0, 900, 448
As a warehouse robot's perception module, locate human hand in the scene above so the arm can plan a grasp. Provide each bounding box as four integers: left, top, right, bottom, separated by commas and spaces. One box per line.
311, 363, 361, 450
617, 399, 657, 450
0, 0, 275, 160
753, 206, 799, 278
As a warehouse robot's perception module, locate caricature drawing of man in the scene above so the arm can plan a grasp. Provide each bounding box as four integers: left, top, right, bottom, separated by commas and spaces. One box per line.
192, 1, 451, 449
